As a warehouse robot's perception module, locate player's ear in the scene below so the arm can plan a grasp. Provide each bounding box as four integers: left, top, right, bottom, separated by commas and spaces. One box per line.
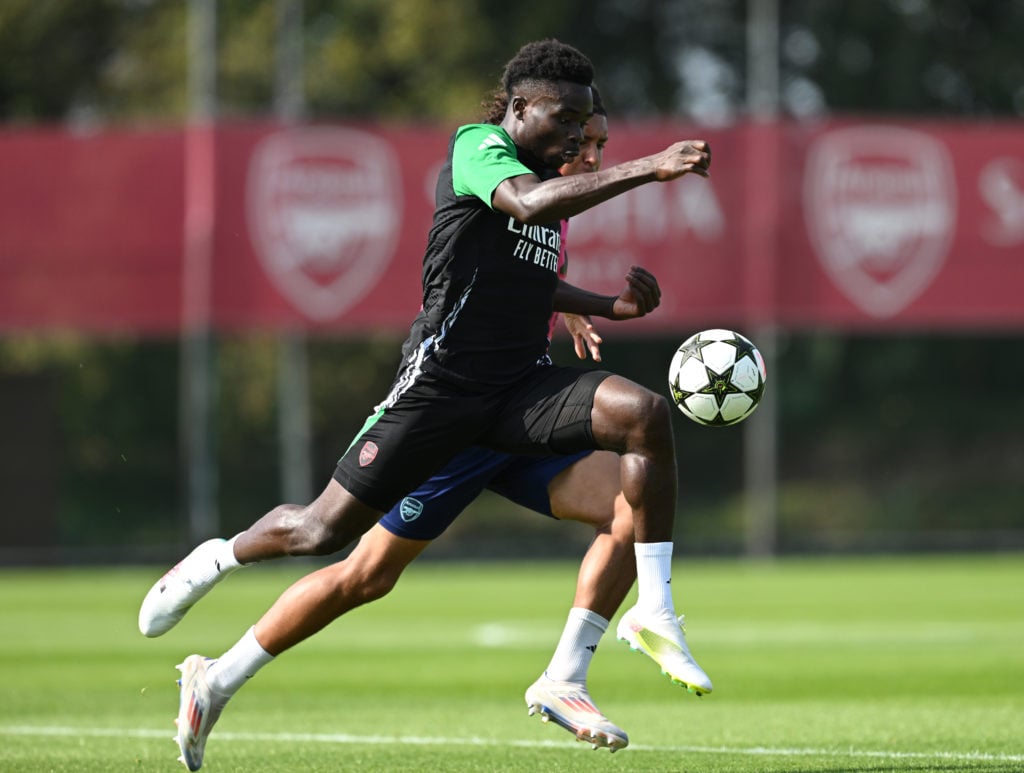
510, 95, 528, 121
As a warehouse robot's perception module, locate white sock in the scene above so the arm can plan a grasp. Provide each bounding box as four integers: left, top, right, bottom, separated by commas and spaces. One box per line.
218, 534, 244, 571
186, 535, 244, 587
544, 607, 608, 685
634, 542, 676, 615
206, 626, 275, 697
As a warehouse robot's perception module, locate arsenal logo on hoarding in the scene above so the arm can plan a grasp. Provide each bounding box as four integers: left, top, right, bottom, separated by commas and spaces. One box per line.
979, 157, 1024, 247
247, 127, 402, 321
804, 126, 956, 318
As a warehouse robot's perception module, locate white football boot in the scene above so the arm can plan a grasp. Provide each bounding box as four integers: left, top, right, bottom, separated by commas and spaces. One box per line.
525, 674, 628, 751
139, 538, 240, 637
174, 655, 228, 771
617, 606, 713, 695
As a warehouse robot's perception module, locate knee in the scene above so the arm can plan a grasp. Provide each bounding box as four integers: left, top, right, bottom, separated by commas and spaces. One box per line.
343, 559, 403, 605
283, 506, 373, 557
301, 523, 353, 557
629, 390, 674, 448
351, 572, 399, 605
593, 490, 634, 543
593, 381, 676, 458
611, 494, 635, 535
276, 512, 344, 556
309, 561, 396, 611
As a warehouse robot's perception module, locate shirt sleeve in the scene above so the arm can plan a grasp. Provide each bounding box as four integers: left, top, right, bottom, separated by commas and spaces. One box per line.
451, 125, 534, 210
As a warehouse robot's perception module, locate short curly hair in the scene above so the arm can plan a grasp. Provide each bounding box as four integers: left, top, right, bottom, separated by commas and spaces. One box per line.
481, 82, 605, 125
500, 39, 594, 95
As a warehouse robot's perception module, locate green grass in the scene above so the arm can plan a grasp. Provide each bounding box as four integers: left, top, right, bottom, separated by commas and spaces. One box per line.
1, 555, 1022, 772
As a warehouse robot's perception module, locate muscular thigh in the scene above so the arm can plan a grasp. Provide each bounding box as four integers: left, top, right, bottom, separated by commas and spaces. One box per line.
486, 450, 590, 517
546, 450, 623, 527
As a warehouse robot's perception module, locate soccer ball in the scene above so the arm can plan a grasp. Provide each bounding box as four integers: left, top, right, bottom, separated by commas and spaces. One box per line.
668, 329, 767, 427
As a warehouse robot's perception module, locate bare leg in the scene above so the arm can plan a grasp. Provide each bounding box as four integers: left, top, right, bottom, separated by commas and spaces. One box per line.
233, 478, 382, 563
588, 375, 677, 544
583, 377, 712, 695
183, 523, 432, 770
253, 523, 431, 655
138, 479, 381, 638
524, 451, 634, 750
547, 450, 635, 620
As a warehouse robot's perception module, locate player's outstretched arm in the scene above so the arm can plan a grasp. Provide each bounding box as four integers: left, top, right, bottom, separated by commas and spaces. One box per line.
553, 266, 661, 321
493, 141, 711, 225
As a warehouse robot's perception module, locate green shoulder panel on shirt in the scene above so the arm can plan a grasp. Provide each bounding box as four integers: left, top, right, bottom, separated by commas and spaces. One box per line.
451, 124, 533, 210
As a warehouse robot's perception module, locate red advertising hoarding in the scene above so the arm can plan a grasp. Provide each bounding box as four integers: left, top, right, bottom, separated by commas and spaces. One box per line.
1, 119, 1022, 334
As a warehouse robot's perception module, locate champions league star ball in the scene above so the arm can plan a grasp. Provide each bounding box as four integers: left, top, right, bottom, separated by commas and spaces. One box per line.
668, 329, 767, 427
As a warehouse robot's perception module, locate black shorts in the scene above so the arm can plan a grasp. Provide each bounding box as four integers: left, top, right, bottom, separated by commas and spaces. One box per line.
333, 364, 612, 513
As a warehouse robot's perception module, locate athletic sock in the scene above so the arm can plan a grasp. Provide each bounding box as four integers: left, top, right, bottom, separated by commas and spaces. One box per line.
218, 534, 244, 571
544, 607, 608, 685
206, 626, 275, 698
184, 535, 244, 589
634, 542, 676, 615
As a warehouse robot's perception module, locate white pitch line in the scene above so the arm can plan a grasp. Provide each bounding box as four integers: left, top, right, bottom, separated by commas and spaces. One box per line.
1, 725, 1021, 764
468, 621, 990, 649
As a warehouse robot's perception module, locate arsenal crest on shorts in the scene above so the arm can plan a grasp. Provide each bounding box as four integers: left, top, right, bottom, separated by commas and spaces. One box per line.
804, 126, 956, 318
358, 441, 378, 468
247, 127, 403, 321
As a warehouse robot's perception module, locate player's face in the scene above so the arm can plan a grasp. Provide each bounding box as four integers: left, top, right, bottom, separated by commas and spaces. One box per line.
559, 113, 608, 176
517, 81, 593, 170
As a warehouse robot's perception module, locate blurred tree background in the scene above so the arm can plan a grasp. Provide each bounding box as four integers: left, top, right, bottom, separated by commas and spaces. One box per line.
1, 0, 1022, 561
5, 0, 1024, 124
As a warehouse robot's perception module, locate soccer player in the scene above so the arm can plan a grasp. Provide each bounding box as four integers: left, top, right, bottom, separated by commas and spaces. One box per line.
145, 39, 712, 770
319, 93, 643, 748
148, 88, 640, 753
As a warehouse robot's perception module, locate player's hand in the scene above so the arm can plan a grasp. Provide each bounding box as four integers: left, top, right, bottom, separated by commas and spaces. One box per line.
653, 140, 711, 181
610, 266, 661, 320
564, 313, 603, 361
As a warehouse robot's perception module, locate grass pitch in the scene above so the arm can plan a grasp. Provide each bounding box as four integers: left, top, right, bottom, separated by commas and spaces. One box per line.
1, 554, 1022, 772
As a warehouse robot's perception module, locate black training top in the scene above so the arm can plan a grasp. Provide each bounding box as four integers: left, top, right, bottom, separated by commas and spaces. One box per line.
382, 124, 564, 404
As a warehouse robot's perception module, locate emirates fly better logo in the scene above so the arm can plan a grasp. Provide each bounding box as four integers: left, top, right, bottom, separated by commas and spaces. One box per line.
804, 126, 956, 318
247, 127, 402, 320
